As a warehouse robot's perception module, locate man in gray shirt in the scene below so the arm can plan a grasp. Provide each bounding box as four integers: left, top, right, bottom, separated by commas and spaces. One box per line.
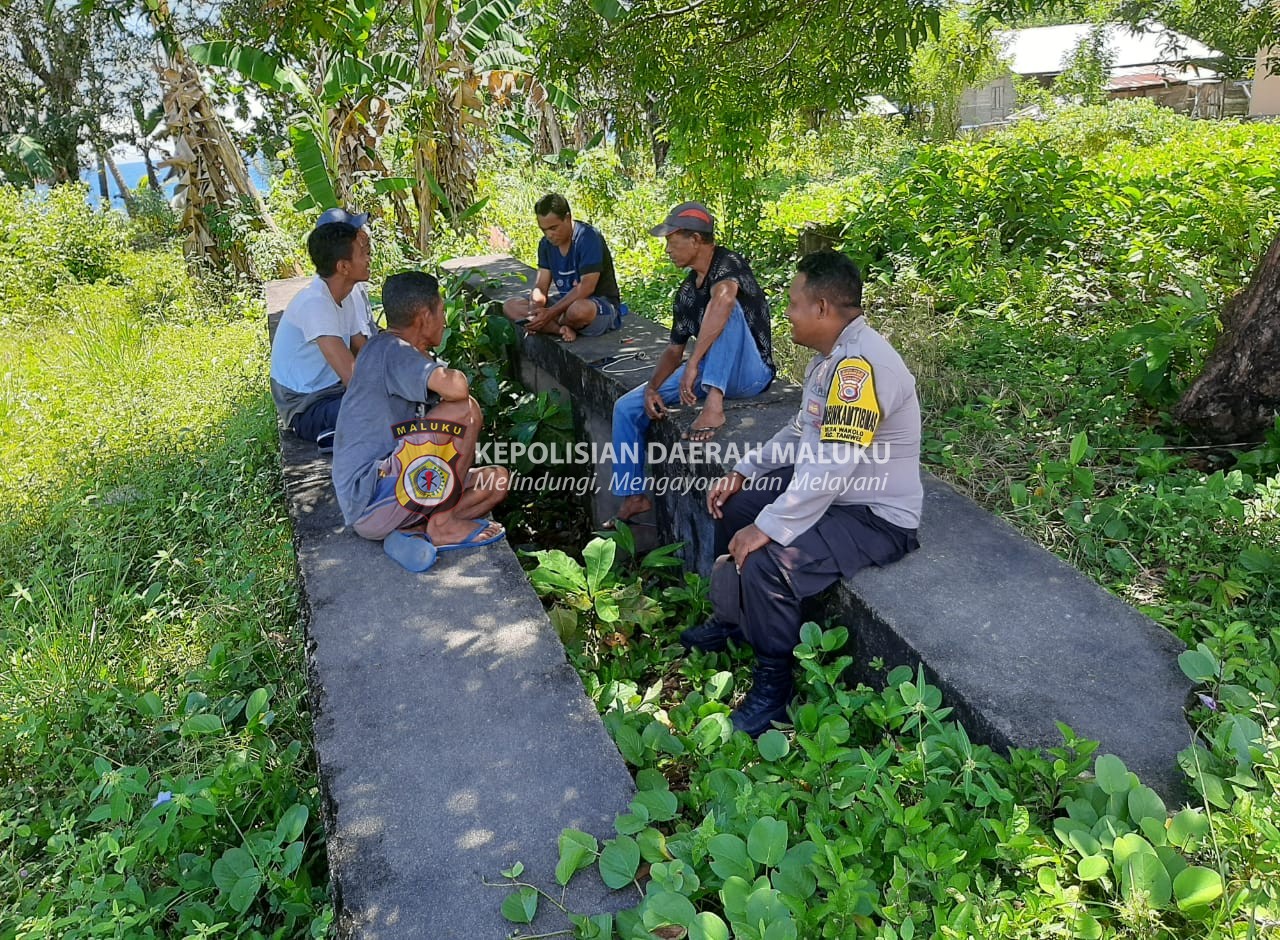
688, 251, 923, 736
332, 271, 508, 567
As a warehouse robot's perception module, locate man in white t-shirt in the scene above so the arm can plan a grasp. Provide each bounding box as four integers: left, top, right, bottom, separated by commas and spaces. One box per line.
270, 208, 377, 448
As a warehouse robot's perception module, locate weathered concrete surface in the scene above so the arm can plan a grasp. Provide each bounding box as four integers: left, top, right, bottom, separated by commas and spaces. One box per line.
440, 256, 1196, 800
266, 278, 639, 938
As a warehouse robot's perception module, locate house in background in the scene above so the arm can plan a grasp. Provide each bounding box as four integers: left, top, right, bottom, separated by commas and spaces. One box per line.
1251, 47, 1280, 117
960, 22, 1243, 128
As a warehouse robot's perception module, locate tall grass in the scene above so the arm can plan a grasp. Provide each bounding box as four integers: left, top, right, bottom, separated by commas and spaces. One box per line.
0, 203, 328, 935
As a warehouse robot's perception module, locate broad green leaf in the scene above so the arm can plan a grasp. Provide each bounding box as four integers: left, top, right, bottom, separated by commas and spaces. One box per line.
589, 0, 630, 22
1072, 909, 1103, 940
500, 886, 537, 923
1127, 786, 1167, 825
599, 836, 640, 889
181, 714, 223, 736
189, 41, 310, 97
1178, 648, 1218, 683
135, 691, 163, 718
1173, 866, 1223, 911
706, 671, 734, 701
244, 687, 269, 722
1077, 854, 1109, 881
708, 833, 755, 881
642, 888, 696, 929
1095, 754, 1131, 794
288, 124, 338, 212
275, 803, 308, 844
1069, 431, 1089, 465
212, 847, 261, 915
583, 538, 616, 595
747, 816, 788, 867
689, 912, 730, 940
758, 730, 790, 762
1168, 808, 1209, 848
371, 176, 415, 195
368, 52, 416, 87
1119, 850, 1171, 908
556, 829, 598, 886
1067, 829, 1100, 857
5, 134, 53, 180
692, 713, 733, 750
1112, 832, 1156, 870
632, 789, 678, 823
636, 827, 669, 863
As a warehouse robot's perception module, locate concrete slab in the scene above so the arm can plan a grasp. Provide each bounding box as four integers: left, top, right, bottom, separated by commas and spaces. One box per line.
440, 256, 1195, 801
266, 280, 639, 938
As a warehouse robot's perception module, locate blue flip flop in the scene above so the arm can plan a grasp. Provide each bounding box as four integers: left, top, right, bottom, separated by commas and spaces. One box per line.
383, 530, 439, 572
434, 519, 506, 553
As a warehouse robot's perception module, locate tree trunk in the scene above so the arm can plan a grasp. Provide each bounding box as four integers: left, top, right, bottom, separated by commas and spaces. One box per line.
104, 149, 137, 216
94, 149, 111, 201
644, 95, 668, 172
1173, 232, 1280, 443
141, 147, 161, 191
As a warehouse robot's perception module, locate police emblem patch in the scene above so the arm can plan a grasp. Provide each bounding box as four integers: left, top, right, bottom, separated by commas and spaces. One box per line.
836, 363, 870, 402
820, 357, 881, 446
388, 419, 466, 515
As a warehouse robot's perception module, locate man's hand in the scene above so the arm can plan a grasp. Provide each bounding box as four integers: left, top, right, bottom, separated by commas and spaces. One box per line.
728, 523, 770, 570
644, 385, 668, 420
526, 305, 557, 332
679, 367, 699, 406
707, 471, 745, 518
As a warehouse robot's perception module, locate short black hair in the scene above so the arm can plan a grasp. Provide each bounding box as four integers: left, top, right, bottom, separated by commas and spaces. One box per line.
534, 193, 571, 219
797, 251, 863, 310
308, 222, 360, 277
383, 271, 442, 328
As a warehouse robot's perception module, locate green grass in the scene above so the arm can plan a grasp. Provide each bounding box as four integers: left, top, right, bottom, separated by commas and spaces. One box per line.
0, 236, 328, 936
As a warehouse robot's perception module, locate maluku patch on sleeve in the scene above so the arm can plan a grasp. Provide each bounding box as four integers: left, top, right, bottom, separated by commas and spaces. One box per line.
820, 357, 881, 445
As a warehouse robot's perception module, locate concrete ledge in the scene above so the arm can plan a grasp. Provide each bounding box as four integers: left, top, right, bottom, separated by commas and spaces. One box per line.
440, 255, 1195, 800
267, 277, 638, 937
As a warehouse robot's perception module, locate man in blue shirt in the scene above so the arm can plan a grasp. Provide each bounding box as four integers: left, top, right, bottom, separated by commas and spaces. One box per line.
502, 193, 623, 342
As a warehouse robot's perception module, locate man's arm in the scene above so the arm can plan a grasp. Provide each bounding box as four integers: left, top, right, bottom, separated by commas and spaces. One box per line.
530, 268, 552, 308
350, 333, 368, 355
680, 279, 738, 403
316, 335, 357, 385
427, 365, 470, 402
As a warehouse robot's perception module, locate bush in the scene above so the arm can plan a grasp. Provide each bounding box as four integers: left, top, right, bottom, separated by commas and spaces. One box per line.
0, 184, 125, 328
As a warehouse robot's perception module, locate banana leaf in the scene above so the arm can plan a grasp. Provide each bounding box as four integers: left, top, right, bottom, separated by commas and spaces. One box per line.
189, 41, 310, 98
289, 124, 338, 211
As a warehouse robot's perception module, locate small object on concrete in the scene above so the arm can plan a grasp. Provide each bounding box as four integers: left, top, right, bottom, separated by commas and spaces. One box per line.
383, 530, 438, 572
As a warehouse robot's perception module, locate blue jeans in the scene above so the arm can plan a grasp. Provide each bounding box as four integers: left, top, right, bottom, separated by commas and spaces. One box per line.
610, 302, 774, 496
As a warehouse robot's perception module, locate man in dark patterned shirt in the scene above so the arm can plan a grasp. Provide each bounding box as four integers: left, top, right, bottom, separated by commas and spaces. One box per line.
607, 201, 775, 526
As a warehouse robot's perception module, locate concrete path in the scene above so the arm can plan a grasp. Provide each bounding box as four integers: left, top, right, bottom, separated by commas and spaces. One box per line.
267, 278, 638, 938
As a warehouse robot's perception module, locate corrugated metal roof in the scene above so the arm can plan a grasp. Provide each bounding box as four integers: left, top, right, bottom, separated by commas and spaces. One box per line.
997, 22, 1221, 76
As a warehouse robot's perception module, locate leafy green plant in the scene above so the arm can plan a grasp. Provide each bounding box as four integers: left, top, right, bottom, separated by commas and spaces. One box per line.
524, 537, 675, 659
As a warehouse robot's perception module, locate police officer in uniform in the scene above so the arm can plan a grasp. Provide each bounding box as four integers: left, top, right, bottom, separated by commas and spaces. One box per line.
688, 251, 924, 736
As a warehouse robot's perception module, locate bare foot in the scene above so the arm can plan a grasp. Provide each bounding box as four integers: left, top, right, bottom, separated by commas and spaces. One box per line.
426, 514, 503, 548
558, 324, 578, 342
684, 398, 726, 441
684, 420, 724, 442
603, 494, 653, 528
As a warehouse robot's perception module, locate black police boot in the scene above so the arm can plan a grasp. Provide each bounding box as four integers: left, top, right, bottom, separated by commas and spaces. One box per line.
731, 655, 794, 737
679, 619, 745, 653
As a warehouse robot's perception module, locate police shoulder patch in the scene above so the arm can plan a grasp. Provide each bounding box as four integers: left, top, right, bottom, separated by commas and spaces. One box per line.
820, 356, 881, 445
